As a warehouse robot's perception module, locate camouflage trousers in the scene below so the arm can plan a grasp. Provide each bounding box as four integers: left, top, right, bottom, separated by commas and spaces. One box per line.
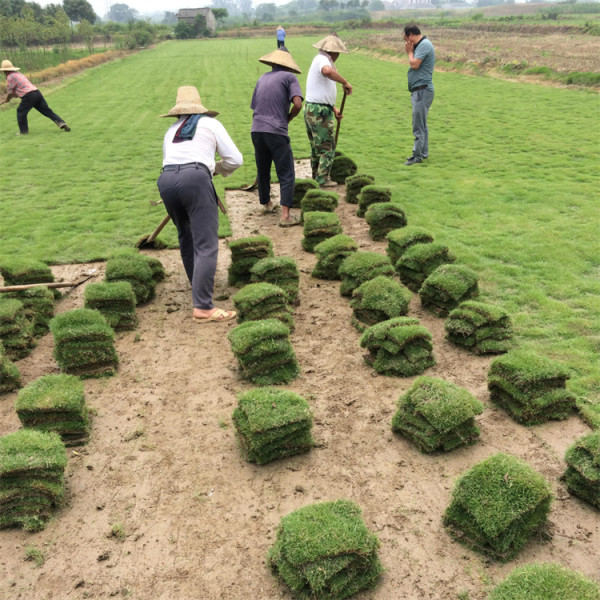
304, 103, 335, 185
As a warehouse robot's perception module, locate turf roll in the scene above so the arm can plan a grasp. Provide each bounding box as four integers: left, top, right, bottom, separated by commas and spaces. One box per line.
396, 242, 455, 292
329, 155, 358, 184
105, 254, 156, 305
356, 185, 392, 218
360, 317, 435, 377
364, 202, 408, 241
227, 235, 274, 286
487, 350, 576, 424
250, 256, 300, 306
300, 189, 339, 221
419, 264, 479, 316
84, 281, 138, 331
386, 227, 434, 268
0, 258, 54, 286
445, 300, 512, 354
312, 234, 359, 280
233, 282, 294, 330
563, 430, 600, 511
0, 341, 21, 394
293, 178, 320, 209
302, 212, 343, 253
5, 286, 55, 337
344, 174, 375, 205
233, 387, 314, 464
268, 499, 383, 600
391, 376, 484, 452
0, 298, 36, 360
338, 252, 395, 297
443, 453, 553, 561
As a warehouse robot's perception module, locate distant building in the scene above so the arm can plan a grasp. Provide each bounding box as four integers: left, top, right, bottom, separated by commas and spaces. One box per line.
176, 8, 216, 33
384, 0, 434, 8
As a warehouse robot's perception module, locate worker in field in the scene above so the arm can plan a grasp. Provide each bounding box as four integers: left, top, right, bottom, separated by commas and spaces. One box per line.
403, 24, 435, 165
157, 86, 242, 324
304, 33, 353, 187
251, 47, 303, 227
0, 59, 70, 136
276, 25, 286, 48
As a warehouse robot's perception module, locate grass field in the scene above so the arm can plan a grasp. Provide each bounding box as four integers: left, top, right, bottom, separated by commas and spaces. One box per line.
0, 37, 598, 422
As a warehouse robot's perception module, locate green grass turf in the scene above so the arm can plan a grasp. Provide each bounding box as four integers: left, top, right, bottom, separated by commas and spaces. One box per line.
0, 37, 598, 420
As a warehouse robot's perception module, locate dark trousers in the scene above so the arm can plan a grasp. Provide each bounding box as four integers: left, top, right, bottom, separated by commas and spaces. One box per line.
277, 40, 285, 48
17, 90, 64, 134
251, 131, 295, 208
157, 165, 219, 310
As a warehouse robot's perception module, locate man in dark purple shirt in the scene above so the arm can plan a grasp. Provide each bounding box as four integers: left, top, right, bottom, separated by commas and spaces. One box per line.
251, 47, 303, 226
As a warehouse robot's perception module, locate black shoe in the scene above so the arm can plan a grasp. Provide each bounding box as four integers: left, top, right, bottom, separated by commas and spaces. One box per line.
406, 155, 427, 161
58, 122, 71, 132
404, 157, 422, 166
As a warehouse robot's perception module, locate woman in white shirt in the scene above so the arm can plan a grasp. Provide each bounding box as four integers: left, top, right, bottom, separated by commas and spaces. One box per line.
157, 86, 243, 324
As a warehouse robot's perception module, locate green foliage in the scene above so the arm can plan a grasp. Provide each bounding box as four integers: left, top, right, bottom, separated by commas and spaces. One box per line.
24, 544, 45, 567
0, 297, 36, 360
0, 340, 21, 394
63, 0, 96, 24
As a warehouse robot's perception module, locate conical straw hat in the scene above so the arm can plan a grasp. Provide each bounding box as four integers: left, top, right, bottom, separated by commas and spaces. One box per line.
159, 86, 218, 118
0, 59, 20, 71
258, 48, 301, 74
312, 33, 349, 54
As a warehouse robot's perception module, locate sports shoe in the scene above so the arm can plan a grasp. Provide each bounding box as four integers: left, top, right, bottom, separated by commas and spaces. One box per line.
58, 122, 71, 132
404, 157, 422, 166
321, 180, 338, 188
406, 155, 427, 161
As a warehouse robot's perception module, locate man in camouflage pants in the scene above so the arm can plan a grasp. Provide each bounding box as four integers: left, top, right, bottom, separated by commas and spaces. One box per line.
304, 34, 353, 187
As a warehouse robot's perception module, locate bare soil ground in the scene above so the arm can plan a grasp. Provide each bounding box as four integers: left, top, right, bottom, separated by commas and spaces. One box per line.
1, 160, 598, 600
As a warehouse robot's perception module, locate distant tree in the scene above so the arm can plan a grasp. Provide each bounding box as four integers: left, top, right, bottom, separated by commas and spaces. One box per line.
369, 0, 384, 9
63, 0, 97, 23
194, 12, 210, 35
0, 0, 25, 17
174, 20, 194, 38
162, 10, 177, 25
319, 0, 339, 10
255, 2, 276, 20
107, 3, 137, 23
212, 7, 228, 26
77, 18, 94, 53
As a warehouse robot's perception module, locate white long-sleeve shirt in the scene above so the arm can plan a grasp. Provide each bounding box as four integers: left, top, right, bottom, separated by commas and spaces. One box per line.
162, 116, 243, 177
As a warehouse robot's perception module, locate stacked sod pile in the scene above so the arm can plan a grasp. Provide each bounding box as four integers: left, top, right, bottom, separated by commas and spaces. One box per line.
16, 374, 89, 446
84, 281, 138, 331
250, 257, 300, 306
233, 283, 294, 330
387, 227, 434, 268
360, 317, 435, 377
300, 189, 339, 221
0, 429, 67, 531
293, 178, 319, 209
312, 235, 359, 280
108, 249, 166, 285
419, 264, 479, 316
50, 308, 118, 377
391, 376, 484, 452
563, 431, 600, 510
339, 252, 395, 297
302, 212, 343, 253
488, 563, 600, 600
344, 173, 374, 205
487, 350, 576, 424
396, 243, 455, 292
227, 319, 299, 385
233, 388, 314, 464
443, 453, 553, 561
0, 258, 55, 289
445, 301, 512, 355
330, 154, 358, 184
365, 202, 408, 241
350, 276, 412, 332
0, 298, 36, 360
6, 286, 55, 337
105, 253, 156, 305
228, 235, 274, 286
268, 500, 383, 600
356, 185, 392, 218
0, 341, 21, 394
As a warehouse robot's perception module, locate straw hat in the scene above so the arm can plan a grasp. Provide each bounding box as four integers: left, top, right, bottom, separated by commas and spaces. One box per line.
277, 25, 284, 30
258, 48, 301, 74
0, 59, 20, 72
312, 33, 349, 54
159, 86, 218, 118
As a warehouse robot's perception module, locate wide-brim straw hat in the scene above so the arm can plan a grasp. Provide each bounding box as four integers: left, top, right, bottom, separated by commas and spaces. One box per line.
0, 59, 20, 72
258, 48, 301, 74
159, 86, 218, 118
312, 33, 349, 54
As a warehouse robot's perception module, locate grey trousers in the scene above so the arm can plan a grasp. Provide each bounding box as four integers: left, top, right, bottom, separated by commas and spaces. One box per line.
411, 88, 434, 160
157, 166, 218, 310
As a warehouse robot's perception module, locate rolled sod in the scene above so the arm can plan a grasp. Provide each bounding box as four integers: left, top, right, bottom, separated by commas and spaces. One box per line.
0, 341, 21, 394
233, 282, 294, 330
302, 211, 343, 253
293, 178, 320, 209
396, 242, 455, 292
329, 155, 358, 184
50, 308, 118, 378
105, 254, 156, 305
312, 234, 359, 280
0, 429, 67, 531
6, 286, 55, 337
344, 173, 375, 204
419, 264, 479, 316
268, 500, 383, 600
16, 374, 89, 446
443, 453, 553, 561
360, 317, 435, 377
84, 281, 138, 331
0, 297, 36, 360
300, 189, 339, 221
563, 430, 600, 511
250, 256, 300, 306
392, 376, 484, 452
0, 258, 54, 286
356, 185, 392, 218
386, 227, 434, 267
233, 387, 314, 464
445, 300, 513, 355
488, 350, 576, 424
350, 276, 412, 332
338, 252, 395, 297
488, 563, 600, 600
108, 249, 166, 283
364, 202, 408, 241
227, 235, 274, 286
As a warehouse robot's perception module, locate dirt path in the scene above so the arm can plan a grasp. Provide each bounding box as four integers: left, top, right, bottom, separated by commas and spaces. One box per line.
0, 160, 598, 599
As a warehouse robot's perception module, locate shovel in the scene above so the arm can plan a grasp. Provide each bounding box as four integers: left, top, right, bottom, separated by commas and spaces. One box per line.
240, 178, 257, 192
136, 214, 171, 249
334, 89, 348, 148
